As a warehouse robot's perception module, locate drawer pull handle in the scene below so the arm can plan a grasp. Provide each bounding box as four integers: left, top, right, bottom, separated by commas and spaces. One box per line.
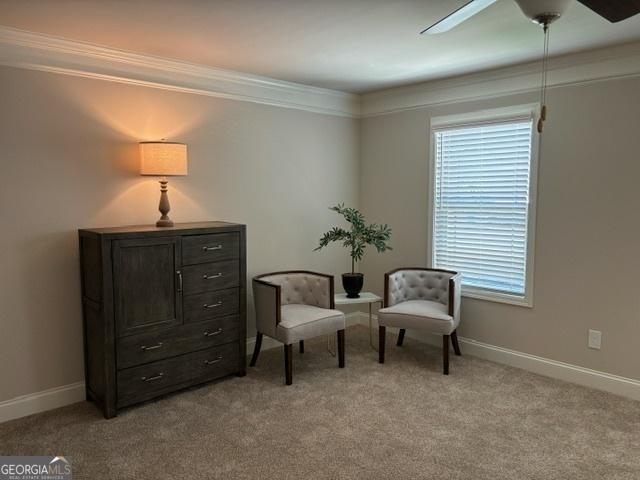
141, 342, 163, 351
202, 245, 223, 251
203, 302, 223, 309
204, 357, 223, 365
203, 273, 223, 280
141, 373, 164, 382
204, 328, 223, 337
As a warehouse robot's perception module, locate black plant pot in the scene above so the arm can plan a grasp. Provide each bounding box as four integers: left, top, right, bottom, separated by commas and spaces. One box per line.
342, 273, 364, 298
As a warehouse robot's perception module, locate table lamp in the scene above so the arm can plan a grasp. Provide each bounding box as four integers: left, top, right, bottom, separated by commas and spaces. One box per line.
139, 141, 188, 227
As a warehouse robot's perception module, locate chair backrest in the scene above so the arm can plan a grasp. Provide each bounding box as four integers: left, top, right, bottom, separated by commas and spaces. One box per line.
259, 272, 331, 309
386, 269, 456, 307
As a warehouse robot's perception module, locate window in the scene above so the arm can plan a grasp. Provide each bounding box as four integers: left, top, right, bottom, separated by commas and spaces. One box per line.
429, 105, 538, 307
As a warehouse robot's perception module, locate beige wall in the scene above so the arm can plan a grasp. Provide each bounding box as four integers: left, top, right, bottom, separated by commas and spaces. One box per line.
360, 77, 640, 380
2, 61, 639, 405
0, 65, 359, 401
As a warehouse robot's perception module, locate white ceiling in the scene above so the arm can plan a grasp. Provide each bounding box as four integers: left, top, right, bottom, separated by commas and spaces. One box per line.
1, 0, 639, 93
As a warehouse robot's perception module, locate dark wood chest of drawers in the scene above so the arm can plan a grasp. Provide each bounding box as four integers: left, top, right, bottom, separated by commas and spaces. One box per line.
78, 222, 246, 418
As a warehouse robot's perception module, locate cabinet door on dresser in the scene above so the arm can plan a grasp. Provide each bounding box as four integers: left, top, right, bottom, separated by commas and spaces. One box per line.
112, 237, 183, 337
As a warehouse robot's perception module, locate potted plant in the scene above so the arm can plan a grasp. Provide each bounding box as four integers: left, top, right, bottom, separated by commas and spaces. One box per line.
315, 203, 392, 298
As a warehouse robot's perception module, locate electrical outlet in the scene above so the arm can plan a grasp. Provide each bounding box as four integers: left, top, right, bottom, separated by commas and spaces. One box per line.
588, 330, 602, 350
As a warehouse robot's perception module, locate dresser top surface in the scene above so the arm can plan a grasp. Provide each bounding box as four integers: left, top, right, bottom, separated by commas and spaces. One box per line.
79, 221, 244, 237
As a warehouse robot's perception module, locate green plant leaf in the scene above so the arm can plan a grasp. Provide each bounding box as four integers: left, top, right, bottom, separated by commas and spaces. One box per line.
314, 204, 392, 272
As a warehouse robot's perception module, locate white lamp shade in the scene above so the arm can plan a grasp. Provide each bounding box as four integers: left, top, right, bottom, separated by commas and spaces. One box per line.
139, 142, 188, 176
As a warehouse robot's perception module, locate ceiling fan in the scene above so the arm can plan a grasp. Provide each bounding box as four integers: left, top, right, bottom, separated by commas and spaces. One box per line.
420, 0, 640, 132
421, 0, 640, 35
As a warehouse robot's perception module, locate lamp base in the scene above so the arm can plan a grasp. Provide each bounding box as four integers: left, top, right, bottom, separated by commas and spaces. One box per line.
156, 179, 175, 228
156, 217, 174, 228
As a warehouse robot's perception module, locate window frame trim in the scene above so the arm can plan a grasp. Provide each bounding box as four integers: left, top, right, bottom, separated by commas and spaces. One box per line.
427, 104, 540, 308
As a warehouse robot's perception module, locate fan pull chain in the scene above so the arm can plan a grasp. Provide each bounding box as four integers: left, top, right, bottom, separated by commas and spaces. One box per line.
537, 24, 550, 133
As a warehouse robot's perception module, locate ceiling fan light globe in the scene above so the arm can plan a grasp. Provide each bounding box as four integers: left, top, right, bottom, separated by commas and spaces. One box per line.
514, 0, 572, 24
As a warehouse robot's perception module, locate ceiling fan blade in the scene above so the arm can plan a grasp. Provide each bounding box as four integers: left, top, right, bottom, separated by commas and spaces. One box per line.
420, 0, 498, 35
577, 0, 640, 22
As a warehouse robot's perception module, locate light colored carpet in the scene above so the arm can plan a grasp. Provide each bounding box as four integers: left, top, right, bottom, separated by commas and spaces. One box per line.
1, 325, 639, 479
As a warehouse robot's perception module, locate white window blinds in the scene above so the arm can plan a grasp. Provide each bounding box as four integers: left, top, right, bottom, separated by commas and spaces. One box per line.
432, 118, 534, 297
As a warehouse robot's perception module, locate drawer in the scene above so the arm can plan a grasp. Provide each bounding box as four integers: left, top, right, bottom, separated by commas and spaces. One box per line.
117, 343, 239, 408
182, 233, 240, 265
190, 342, 240, 382
116, 315, 240, 369
184, 288, 239, 324
182, 260, 239, 295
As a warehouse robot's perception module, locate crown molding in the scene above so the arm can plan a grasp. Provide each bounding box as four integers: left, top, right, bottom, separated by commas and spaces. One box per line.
0, 25, 360, 118
2, 25, 640, 119
361, 41, 640, 117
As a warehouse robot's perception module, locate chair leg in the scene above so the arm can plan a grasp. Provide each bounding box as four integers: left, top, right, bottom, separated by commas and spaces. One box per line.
337, 329, 345, 368
299, 340, 304, 354
442, 335, 450, 375
397, 328, 406, 346
451, 330, 461, 356
378, 326, 386, 363
284, 344, 293, 385
249, 332, 263, 367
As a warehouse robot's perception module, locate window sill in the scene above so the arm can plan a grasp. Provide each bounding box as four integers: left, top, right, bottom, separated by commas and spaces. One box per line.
462, 286, 533, 308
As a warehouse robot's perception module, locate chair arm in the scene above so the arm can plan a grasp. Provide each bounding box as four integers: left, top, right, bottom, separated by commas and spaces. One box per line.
252, 278, 280, 338
448, 273, 462, 319
384, 269, 408, 307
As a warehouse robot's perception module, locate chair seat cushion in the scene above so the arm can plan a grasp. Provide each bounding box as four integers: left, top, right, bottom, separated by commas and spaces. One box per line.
276, 304, 345, 344
378, 300, 458, 335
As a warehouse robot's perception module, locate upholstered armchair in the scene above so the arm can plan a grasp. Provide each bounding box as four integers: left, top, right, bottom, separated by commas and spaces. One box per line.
251, 271, 346, 385
378, 268, 462, 374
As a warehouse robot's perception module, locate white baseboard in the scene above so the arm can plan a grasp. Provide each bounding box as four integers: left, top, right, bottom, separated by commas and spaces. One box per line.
246, 333, 282, 353
0, 381, 86, 424
4, 311, 636, 424
354, 312, 640, 401
0, 313, 362, 424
